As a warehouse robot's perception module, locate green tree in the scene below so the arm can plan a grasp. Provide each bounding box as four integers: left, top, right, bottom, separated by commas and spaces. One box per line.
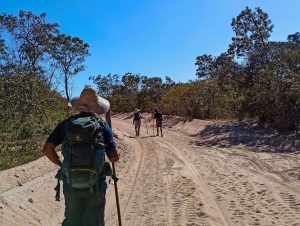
90, 73, 121, 98
226, 7, 274, 118
139, 77, 163, 111
110, 85, 137, 112
165, 76, 175, 87
287, 32, 300, 44
0, 11, 59, 77
195, 54, 214, 79
121, 73, 142, 93
229, 7, 273, 60
50, 34, 90, 101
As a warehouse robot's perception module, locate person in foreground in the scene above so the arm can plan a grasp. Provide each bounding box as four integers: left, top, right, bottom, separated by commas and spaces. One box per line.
42, 87, 119, 226
153, 108, 163, 137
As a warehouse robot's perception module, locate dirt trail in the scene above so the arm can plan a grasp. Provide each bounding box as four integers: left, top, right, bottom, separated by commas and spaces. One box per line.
105, 119, 227, 226
1, 115, 300, 226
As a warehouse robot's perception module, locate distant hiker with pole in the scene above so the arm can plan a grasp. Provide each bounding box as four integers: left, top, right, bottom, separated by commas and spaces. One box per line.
153, 108, 163, 137
42, 87, 120, 226
133, 108, 144, 137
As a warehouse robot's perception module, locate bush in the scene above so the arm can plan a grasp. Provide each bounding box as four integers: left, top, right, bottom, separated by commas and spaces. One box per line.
0, 74, 67, 170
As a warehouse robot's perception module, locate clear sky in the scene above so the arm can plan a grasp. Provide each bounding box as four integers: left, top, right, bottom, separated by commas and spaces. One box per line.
1, 0, 300, 96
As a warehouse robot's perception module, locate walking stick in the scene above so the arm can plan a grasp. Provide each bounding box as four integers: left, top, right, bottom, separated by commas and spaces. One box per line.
105, 110, 122, 226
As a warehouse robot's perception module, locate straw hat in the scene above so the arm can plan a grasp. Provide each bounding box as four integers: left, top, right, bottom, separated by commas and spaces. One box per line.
68, 87, 110, 115
135, 108, 141, 112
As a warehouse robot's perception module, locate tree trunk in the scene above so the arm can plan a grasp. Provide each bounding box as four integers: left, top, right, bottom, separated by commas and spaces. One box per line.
64, 73, 70, 102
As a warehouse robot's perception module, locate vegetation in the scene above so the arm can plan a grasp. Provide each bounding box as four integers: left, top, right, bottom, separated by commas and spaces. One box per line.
0, 7, 299, 170
0, 11, 88, 170
91, 7, 300, 131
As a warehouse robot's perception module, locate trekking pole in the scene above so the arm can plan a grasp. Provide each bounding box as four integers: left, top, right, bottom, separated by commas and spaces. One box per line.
105, 110, 122, 226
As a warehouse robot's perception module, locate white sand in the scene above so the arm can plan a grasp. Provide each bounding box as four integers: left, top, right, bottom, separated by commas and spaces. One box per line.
0, 114, 300, 226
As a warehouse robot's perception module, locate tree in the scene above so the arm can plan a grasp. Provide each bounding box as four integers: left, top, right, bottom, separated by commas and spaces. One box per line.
287, 32, 300, 44
110, 85, 137, 112
213, 53, 238, 85
229, 7, 273, 86
165, 76, 175, 86
195, 54, 214, 79
286, 32, 300, 74
138, 77, 163, 110
0, 11, 59, 77
229, 7, 273, 60
90, 73, 121, 98
121, 73, 142, 93
50, 34, 90, 101
0, 38, 6, 73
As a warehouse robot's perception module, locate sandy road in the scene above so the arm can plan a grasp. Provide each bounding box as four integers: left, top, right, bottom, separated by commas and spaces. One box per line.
106, 118, 228, 226
107, 117, 300, 226
0, 115, 300, 226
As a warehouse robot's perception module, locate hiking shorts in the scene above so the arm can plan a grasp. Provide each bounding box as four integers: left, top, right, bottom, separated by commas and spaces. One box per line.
156, 120, 162, 128
134, 120, 141, 128
62, 178, 107, 226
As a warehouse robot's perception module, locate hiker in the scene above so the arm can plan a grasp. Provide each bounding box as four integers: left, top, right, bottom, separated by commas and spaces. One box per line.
153, 108, 163, 137
41, 87, 119, 226
133, 108, 144, 136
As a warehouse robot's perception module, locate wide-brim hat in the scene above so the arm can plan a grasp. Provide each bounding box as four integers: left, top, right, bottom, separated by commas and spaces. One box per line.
68, 87, 110, 115
135, 108, 141, 112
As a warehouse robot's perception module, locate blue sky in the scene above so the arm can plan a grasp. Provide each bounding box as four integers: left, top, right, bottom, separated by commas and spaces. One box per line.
1, 0, 300, 96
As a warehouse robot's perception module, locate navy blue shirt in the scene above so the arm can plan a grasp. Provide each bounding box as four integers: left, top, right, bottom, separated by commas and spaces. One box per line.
154, 111, 163, 121
47, 112, 118, 158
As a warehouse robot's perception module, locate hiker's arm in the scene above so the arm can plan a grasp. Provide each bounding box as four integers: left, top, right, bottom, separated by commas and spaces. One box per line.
102, 121, 119, 162
42, 142, 62, 167
43, 121, 64, 167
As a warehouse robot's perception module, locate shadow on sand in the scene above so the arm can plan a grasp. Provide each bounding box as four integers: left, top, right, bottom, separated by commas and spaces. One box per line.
124, 135, 156, 139
140, 135, 157, 139
192, 121, 300, 153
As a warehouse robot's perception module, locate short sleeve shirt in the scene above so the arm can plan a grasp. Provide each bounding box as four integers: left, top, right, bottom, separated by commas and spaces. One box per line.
46, 112, 118, 158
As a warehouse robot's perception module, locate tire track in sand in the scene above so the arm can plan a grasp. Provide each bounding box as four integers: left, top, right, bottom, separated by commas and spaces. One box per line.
104, 126, 145, 226
109, 118, 230, 226
109, 120, 170, 226
157, 138, 229, 226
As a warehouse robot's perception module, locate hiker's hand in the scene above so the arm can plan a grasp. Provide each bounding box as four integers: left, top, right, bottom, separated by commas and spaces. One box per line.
109, 154, 120, 163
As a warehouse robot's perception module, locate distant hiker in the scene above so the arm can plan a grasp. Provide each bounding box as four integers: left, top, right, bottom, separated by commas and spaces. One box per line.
153, 109, 163, 137
42, 87, 119, 226
133, 108, 144, 136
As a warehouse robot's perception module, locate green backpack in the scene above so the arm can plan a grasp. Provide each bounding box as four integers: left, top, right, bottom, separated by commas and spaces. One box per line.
60, 116, 106, 190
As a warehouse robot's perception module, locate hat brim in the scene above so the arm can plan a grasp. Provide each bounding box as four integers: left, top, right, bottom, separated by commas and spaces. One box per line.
68, 96, 110, 115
